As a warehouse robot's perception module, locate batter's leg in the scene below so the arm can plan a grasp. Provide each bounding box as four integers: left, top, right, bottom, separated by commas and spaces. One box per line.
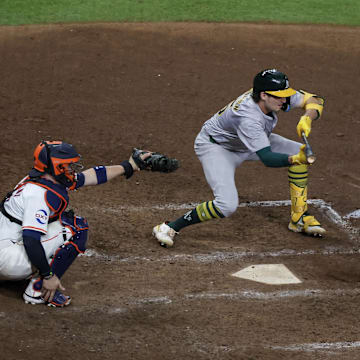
153, 132, 248, 247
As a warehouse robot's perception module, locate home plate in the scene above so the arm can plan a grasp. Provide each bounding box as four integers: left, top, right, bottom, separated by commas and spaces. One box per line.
232, 264, 302, 285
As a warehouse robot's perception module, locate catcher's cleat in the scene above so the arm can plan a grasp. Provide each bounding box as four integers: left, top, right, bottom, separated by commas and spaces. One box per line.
288, 214, 326, 237
23, 277, 71, 307
152, 222, 178, 247
46, 291, 71, 308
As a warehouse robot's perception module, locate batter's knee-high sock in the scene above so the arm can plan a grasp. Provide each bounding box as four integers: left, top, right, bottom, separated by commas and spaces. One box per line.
168, 200, 224, 232
288, 164, 308, 223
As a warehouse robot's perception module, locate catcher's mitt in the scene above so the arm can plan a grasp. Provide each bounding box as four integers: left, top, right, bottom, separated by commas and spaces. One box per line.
131, 148, 179, 173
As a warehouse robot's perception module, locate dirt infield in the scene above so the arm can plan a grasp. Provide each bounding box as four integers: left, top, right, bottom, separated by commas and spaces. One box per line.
0, 22, 359, 360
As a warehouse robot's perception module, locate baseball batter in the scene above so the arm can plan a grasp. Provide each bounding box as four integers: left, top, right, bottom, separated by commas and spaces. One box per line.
0, 141, 151, 307
153, 69, 325, 247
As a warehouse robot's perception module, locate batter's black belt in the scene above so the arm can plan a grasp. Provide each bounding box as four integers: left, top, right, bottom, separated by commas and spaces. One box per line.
209, 135, 219, 144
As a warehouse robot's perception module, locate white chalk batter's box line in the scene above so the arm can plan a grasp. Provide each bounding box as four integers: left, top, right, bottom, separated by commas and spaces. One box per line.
65, 288, 360, 354
87, 198, 359, 236
68, 287, 360, 313
270, 341, 360, 353
82, 199, 359, 263
127, 288, 360, 304
83, 246, 360, 264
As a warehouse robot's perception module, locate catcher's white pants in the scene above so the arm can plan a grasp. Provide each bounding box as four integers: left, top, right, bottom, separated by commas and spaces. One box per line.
0, 214, 73, 281
194, 130, 301, 217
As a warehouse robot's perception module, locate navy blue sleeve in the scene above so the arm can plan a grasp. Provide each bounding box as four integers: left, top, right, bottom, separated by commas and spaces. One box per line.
23, 230, 52, 277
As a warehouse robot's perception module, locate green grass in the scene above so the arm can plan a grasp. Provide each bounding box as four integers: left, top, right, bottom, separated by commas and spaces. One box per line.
0, 0, 359, 26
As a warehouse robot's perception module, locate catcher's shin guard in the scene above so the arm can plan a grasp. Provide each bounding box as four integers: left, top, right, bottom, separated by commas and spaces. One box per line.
50, 228, 88, 278
288, 164, 325, 236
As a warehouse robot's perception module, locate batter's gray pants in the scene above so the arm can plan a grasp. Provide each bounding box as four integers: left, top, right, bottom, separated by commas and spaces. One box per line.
194, 130, 301, 217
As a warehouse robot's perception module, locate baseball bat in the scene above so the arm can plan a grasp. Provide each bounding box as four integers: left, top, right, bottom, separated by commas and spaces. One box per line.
301, 132, 316, 164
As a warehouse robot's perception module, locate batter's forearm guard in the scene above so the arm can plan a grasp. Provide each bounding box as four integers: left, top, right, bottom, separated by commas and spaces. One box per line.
300, 90, 324, 119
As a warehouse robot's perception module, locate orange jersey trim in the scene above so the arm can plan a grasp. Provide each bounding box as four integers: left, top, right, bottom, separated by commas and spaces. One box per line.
22, 226, 47, 234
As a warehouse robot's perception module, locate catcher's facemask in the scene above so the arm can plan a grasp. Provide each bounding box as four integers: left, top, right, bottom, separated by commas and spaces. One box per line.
31, 140, 83, 189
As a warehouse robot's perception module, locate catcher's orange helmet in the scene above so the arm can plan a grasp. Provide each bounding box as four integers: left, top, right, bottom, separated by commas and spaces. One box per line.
30, 141, 83, 189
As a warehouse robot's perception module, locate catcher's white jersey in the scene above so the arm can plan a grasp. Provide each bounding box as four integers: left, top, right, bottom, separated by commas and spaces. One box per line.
202, 90, 303, 153
0, 179, 72, 280
2, 177, 50, 238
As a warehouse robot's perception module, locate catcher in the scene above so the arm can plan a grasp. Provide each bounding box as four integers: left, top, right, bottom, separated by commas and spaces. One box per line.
0, 141, 178, 307
153, 68, 325, 247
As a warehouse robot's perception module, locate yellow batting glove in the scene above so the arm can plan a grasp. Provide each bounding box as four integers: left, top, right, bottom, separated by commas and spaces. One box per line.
290, 145, 308, 165
296, 115, 312, 138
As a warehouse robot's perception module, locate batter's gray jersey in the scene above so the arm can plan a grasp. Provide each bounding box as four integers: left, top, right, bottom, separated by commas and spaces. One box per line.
202, 90, 304, 153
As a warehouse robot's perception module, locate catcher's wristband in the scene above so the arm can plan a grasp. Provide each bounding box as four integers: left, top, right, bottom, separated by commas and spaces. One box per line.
120, 160, 134, 179
41, 271, 54, 280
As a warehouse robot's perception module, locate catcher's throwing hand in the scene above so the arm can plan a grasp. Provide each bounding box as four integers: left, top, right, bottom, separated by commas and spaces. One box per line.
297, 115, 312, 138
41, 274, 64, 302
131, 148, 180, 173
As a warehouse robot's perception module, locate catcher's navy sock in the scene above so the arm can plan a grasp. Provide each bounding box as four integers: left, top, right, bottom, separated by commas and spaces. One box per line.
168, 201, 224, 232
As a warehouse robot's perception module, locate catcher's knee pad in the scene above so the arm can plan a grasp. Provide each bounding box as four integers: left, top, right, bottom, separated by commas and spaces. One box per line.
69, 228, 88, 253
50, 228, 88, 279
61, 211, 89, 233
